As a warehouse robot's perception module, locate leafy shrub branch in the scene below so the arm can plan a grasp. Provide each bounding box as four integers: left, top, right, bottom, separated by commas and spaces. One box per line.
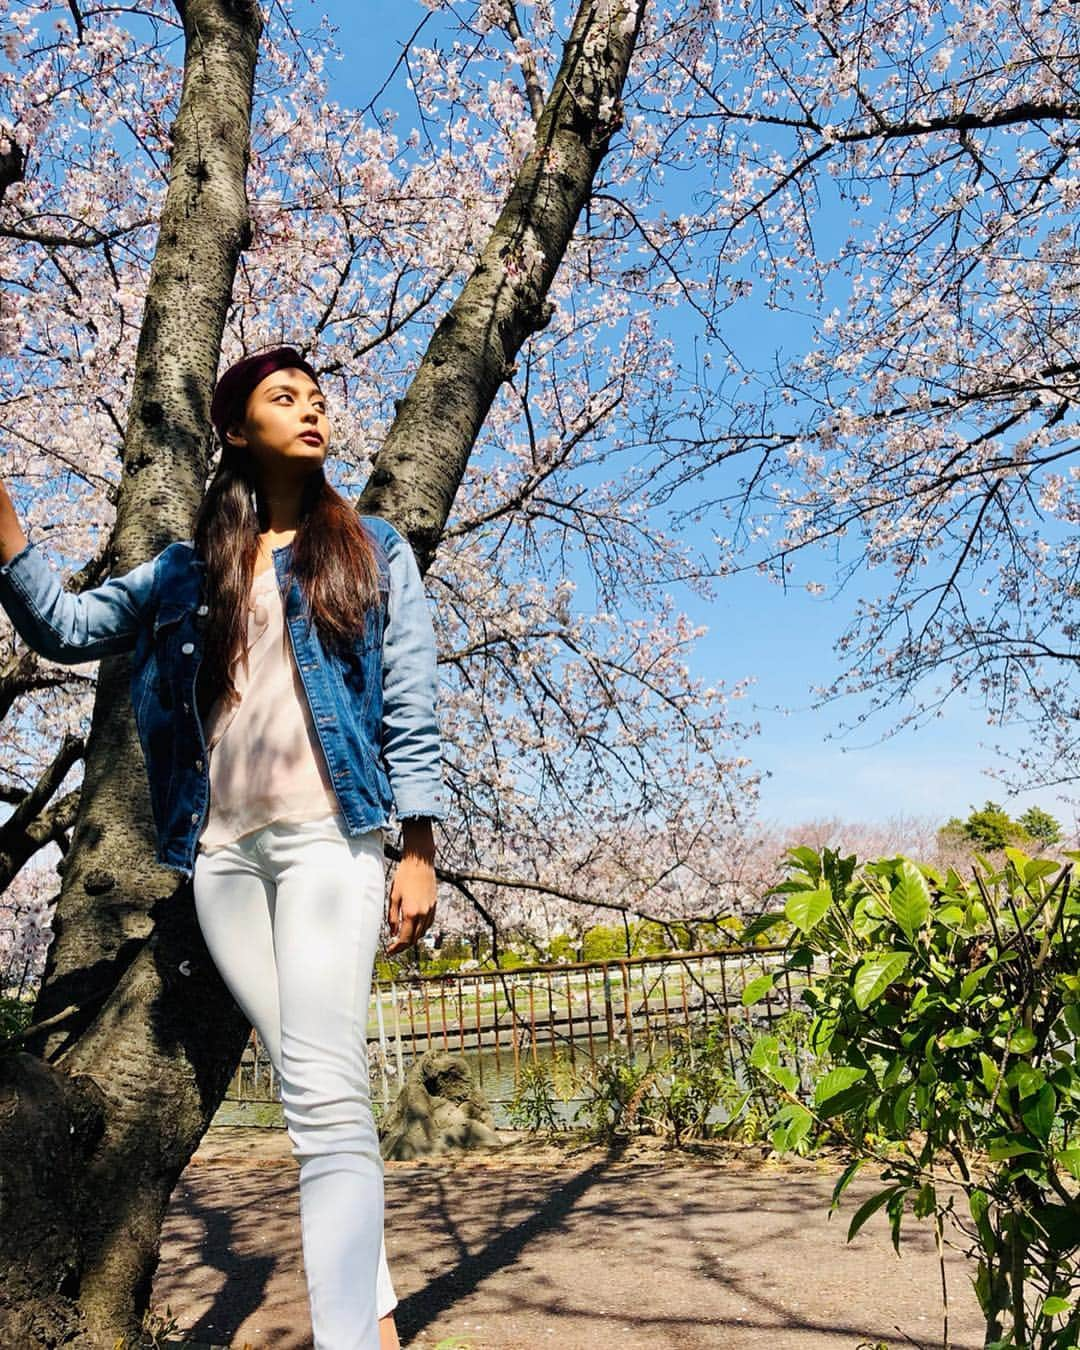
748, 845, 1080, 1350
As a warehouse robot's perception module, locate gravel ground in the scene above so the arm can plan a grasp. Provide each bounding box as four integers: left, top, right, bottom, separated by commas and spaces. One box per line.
151, 1128, 986, 1350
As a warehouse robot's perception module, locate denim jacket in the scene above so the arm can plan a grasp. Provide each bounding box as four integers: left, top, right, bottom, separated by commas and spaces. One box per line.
0, 516, 446, 879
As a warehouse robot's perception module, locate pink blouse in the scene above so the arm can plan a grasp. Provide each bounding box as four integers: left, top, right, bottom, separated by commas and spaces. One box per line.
198, 565, 340, 851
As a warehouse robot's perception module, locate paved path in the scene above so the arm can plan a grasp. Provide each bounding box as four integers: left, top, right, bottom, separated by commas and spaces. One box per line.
152, 1129, 985, 1349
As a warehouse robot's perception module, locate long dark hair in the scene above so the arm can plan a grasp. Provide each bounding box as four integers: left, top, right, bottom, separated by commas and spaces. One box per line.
192, 438, 381, 724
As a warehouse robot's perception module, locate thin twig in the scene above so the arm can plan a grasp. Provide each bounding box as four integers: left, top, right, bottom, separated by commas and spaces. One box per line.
936, 1209, 951, 1350
0, 1001, 80, 1051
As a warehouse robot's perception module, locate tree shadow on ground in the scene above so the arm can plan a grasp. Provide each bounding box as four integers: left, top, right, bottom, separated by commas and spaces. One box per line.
391, 1136, 634, 1343
163, 1171, 280, 1346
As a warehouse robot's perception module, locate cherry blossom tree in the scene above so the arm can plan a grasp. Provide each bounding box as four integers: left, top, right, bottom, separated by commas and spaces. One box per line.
637, 0, 1080, 791
1, 0, 760, 1003
7, 0, 1070, 1337
0, 0, 731, 1340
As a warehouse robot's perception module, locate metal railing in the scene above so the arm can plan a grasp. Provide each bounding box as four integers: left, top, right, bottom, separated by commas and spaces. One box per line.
222, 945, 810, 1116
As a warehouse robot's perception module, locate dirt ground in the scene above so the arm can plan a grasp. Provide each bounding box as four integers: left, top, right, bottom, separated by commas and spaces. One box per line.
151, 1127, 986, 1350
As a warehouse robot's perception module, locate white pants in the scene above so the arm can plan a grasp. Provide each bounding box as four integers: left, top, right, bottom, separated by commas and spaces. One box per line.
193, 811, 397, 1349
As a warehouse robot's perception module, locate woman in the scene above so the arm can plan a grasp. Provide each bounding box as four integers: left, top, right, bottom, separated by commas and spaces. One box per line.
0, 345, 446, 1349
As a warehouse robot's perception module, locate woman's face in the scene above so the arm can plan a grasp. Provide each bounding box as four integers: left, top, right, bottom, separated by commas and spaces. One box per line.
225, 366, 329, 478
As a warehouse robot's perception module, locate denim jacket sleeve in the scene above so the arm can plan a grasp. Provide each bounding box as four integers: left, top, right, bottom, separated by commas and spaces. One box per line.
377, 520, 447, 822
0, 539, 156, 664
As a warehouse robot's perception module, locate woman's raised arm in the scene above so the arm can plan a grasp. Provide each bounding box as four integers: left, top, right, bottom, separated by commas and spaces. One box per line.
0, 479, 157, 665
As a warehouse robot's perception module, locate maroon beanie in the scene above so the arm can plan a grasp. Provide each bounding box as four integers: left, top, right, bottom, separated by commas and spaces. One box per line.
210, 346, 321, 447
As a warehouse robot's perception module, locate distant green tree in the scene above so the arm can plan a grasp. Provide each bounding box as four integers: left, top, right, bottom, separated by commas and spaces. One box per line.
940, 801, 1030, 853
1017, 805, 1062, 847
633, 920, 671, 955
547, 933, 577, 963
582, 924, 628, 962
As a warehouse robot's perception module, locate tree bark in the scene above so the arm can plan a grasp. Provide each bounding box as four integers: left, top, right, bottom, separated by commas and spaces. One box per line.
28, 0, 262, 1065
356, 0, 647, 571
0, 2, 647, 1344
0, 736, 83, 892
1, 0, 262, 1344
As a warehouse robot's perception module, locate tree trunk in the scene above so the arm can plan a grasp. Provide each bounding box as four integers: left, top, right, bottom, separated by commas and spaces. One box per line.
29, 0, 262, 1065
1, 0, 262, 1344
356, 1, 647, 568
0, 2, 647, 1344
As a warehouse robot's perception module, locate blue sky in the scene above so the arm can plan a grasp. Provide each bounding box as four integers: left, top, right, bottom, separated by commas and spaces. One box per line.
307, 3, 1075, 834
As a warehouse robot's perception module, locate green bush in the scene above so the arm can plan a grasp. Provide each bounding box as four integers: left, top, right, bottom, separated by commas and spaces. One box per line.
574, 1045, 658, 1140
581, 925, 631, 962
0, 996, 32, 1045
650, 1021, 760, 1145
508, 1057, 563, 1133
570, 1009, 815, 1148
749, 844, 1080, 1350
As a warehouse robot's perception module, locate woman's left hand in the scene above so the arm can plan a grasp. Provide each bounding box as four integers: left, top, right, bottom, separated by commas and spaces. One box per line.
385, 819, 437, 955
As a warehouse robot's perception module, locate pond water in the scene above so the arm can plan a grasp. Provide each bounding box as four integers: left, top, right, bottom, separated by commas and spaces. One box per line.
367, 1028, 746, 1129
213, 1029, 735, 1131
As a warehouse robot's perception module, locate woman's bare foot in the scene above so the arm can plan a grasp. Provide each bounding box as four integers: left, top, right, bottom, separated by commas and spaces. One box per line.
379, 1311, 401, 1349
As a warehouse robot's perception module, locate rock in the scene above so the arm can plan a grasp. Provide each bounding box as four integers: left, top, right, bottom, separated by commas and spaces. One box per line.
378, 1050, 504, 1160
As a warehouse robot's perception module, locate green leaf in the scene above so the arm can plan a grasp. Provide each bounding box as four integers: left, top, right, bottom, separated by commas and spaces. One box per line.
1004, 846, 1031, 874
969, 1189, 996, 1257
813, 1066, 867, 1108
785, 1110, 814, 1151
1008, 1026, 1038, 1055
740, 912, 786, 944
1006, 1065, 1045, 1101
887, 1187, 905, 1255
786, 846, 822, 882
809, 1009, 839, 1055
939, 1026, 980, 1049
1024, 858, 1061, 884
749, 1035, 779, 1071
974, 1259, 992, 1316
821, 1083, 873, 1119
741, 973, 775, 1007
847, 1185, 903, 1243
1042, 1296, 1072, 1318
784, 888, 833, 935
771, 1102, 813, 1153
960, 965, 993, 1001
891, 1082, 915, 1133
1054, 1148, 1080, 1181
987, 1134, 1040, 1160
1021, 1084, 1056, 1141
773, 1066, 798, 1094
979, 1052, 1000, 1095
829, 1157, 864, 1214
768, 878, 815, 895
853, 951, 911, 1010
889, 861, 931, 940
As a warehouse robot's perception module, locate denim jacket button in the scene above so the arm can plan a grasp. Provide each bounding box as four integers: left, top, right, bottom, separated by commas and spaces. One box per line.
181, 642, 195, 654
195, 759, 204, 771
190, 812, 199, 823
196, 604, 209, 616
